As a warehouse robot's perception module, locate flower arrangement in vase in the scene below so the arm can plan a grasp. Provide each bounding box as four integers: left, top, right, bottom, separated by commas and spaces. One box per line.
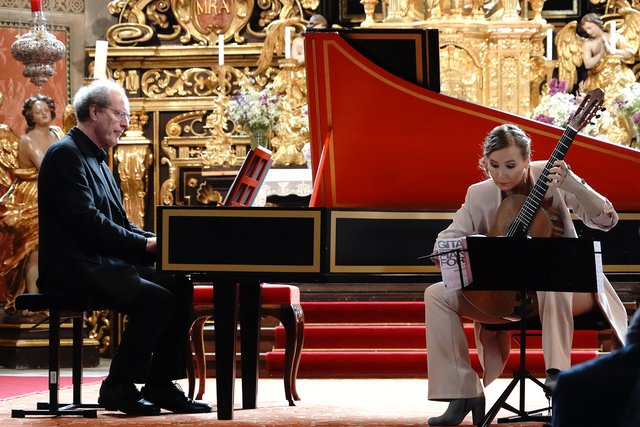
612, 82, 640, 139
229, 80, 282, 149
530, 79, 577, 127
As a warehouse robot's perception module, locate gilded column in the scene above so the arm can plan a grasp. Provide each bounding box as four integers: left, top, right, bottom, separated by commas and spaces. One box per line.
114, 112, 153, 229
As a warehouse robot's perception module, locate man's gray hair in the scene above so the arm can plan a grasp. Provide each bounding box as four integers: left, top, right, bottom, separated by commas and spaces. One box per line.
73, 79, 126, 123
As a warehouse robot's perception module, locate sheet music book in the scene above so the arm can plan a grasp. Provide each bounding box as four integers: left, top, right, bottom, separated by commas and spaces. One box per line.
436, 238, 469, 291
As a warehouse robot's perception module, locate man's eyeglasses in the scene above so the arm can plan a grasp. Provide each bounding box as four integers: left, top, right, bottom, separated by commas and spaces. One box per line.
104, 107, 131, 122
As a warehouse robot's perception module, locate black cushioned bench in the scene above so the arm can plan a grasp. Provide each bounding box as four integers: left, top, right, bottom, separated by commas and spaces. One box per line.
11, 292, 102, 418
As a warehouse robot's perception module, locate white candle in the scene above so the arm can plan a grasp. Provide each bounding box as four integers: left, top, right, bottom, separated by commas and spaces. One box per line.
94, 40, 108, 79
546, 28, 553, 60
285, 27, 292, 59
218, 34, 224, 66
610, 20, 617, 48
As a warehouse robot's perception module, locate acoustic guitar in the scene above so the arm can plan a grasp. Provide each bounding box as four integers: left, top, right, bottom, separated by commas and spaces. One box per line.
462, 88, 605, 320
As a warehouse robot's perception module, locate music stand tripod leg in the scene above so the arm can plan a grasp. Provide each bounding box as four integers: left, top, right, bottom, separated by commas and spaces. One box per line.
478, 289, 551, 426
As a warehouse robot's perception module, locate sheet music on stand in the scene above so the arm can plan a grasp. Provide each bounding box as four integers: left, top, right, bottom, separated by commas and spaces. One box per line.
436, 238, 469, 292
437, 236, 605, 294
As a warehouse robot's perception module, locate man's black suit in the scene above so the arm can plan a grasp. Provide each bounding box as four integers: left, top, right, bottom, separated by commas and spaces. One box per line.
38, 127, 192, 384
552, 309, 640, 427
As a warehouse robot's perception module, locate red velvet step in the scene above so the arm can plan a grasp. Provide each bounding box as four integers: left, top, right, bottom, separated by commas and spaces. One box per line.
302, 301, 425, 324
274, 325, 599, 350
266, 350, 601, 378
269, 301, 606, 379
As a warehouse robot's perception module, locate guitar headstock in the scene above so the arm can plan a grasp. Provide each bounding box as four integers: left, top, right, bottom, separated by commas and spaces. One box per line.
568, 88, 605, 132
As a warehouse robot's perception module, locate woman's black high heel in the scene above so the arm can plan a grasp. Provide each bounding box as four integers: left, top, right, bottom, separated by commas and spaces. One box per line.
544, 368, 561, 398
428, 396, 485, 426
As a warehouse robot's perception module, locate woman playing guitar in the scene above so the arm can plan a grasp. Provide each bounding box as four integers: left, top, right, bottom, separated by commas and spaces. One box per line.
424, 122, 628, 426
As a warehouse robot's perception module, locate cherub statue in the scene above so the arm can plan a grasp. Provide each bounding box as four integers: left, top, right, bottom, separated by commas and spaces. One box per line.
556, 10, 640, 144
0, 95, 63, 321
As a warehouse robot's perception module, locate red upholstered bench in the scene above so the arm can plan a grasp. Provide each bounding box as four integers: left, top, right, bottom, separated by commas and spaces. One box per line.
189, 283, 304, 406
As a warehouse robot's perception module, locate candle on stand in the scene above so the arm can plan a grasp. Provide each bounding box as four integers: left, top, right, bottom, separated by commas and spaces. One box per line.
284, 27, 292, 59
31, 0, 42, 12
610, 20, 617, 48
546, 28, 553, 60
94, 40, 108, 79
218, 34, 224, 66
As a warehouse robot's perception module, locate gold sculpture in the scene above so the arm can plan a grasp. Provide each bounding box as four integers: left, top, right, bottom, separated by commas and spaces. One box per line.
0, 95, 63, 318
256, 18, 305, 74
202, 72, 237, 169
557, 10, 640, 145
115, 112, 153, 229
271, 60, 309, 166
255, 18, 311, 166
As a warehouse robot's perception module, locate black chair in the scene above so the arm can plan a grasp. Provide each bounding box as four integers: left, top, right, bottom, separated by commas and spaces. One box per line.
11, 292, 102, 418
484, 308, 614, 347
480, 308, 613, 426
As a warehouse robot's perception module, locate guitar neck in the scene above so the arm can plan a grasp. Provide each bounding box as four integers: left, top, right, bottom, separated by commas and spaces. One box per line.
508, 125, 578, 237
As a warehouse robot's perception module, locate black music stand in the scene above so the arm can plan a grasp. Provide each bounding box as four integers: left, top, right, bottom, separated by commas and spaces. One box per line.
462, 236, 600, 427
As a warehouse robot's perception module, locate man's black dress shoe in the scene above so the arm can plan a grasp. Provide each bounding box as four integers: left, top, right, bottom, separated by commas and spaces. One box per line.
98, 380, 160, 416
141, 382, 212, 414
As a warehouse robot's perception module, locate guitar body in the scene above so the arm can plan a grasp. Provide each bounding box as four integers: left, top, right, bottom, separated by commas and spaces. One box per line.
488, 194, 553, 237
462, 194, 553, 320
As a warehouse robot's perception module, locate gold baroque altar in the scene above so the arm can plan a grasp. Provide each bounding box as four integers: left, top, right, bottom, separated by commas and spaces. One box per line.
96, 0, 556, 235
428, 20, 552, 117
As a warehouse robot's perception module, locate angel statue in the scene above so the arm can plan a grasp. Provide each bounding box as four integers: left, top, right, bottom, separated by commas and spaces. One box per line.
556, 9, 640, 144
0, 95, 63, 322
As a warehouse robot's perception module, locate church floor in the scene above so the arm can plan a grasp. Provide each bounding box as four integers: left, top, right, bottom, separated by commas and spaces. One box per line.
0, 360, 553, 426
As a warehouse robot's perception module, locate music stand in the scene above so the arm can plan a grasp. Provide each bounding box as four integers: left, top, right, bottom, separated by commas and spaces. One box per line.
462, 236, 600, 427
222, 146, 272, 207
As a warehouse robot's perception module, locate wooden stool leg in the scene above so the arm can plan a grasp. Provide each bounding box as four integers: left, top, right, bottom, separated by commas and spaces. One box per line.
274, 304, 300, 406
187, 327, 196, 400
191, 316, 209, 400
291, 303, 304, 402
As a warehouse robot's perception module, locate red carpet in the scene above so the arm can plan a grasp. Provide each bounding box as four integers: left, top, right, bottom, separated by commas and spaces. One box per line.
0, 377, 553, 426
0, 375, 105, 400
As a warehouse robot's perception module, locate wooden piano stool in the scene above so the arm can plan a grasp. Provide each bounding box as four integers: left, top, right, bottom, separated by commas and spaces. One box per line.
188, 283, 304, 406
11, 292, 101, 418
